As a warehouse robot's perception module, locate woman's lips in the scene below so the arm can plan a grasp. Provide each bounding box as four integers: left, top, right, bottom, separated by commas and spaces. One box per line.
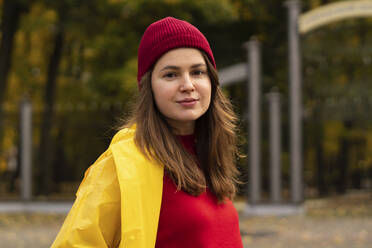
177, 98, 199, 107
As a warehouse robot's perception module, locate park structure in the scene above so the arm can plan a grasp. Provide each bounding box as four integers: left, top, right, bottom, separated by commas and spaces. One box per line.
219, 0, 372, 215
1, 0, 372, 214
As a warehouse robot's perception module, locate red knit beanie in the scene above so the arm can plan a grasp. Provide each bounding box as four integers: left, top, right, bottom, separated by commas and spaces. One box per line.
137, 17, 216, 86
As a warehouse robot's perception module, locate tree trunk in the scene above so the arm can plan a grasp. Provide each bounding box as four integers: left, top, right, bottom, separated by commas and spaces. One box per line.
0, 0, 24, 154
37, 22, 65, 195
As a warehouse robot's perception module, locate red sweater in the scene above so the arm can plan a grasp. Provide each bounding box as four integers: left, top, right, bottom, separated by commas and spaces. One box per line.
155, 135, 243, 248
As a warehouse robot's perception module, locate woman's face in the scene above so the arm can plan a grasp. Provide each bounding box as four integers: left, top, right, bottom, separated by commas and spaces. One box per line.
151, 48, 212, 135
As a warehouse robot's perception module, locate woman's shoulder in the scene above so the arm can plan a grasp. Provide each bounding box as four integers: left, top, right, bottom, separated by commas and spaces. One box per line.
109, 126, 143, 161
79, 126, 137, 187
110, 125, 136, 146
109, 125, 164, 176
76, 127, 137, 195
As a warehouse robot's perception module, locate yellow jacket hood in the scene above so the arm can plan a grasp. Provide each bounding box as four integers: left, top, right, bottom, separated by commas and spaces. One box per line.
52, 127, 164, 248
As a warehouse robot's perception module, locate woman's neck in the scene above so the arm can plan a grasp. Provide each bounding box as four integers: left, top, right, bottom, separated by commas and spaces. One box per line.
167, 119, 195, 135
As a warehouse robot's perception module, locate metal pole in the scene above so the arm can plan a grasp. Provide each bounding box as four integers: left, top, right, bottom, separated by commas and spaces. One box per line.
285, 0, 303, 203
244, 37, 261, 204
20, 97, 32, 201
267, 89, 282, 203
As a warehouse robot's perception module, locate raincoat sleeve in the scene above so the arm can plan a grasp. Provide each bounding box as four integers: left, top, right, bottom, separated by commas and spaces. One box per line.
51, 149, 121, 247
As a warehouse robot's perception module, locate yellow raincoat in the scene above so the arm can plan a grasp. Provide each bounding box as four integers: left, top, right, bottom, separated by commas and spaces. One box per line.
52, 127, 164, 248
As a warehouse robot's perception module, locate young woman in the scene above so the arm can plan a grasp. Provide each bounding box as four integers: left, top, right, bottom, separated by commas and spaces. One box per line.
52, 17, 243, 248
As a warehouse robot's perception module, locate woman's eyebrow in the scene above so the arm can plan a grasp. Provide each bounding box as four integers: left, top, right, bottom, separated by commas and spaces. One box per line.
190, 63, 206, 68
160, 63, 206, 72
160, 65, 179, 72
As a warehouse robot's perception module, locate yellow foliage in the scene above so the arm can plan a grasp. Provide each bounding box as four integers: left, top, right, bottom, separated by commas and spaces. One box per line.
120, 57, 138, 93
336, 74, 347, 85
3, 128, 16, 152
357, 159, 370, 170
323, 121, 343, 156
0, 126, 16, 172
0, 158, 6, 173
108, 0, 126, 3
164, 0, 180, 4
310, 0, 322, 8
350, 36, 360, 47
366, 131, 372, 154
43, 10, 57, 23
6, 73, 22, 104
84, 48, 96, 59
305, 148, 316, 173
232, 1, 251, 20
29, 32, 47, 65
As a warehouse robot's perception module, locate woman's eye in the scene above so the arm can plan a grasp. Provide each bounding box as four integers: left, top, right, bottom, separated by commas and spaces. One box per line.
163, 72, 177, 78
192, 70, 206, 76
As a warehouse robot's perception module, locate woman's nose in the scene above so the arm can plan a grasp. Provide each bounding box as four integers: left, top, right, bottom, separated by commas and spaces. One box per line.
180, 74, 195, 91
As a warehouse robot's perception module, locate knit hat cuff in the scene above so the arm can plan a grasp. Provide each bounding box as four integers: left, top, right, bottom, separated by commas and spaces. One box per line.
138, 35, 215, 83
137, 17, 216, 86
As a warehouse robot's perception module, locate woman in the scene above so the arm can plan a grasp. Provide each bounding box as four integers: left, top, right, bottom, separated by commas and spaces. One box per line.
52, 17, 243, 248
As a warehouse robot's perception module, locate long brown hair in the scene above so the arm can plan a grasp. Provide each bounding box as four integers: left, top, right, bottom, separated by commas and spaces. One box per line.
124, 52, 240, 202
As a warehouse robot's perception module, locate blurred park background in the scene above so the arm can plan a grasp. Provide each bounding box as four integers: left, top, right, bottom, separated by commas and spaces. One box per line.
0, 0, 372, 247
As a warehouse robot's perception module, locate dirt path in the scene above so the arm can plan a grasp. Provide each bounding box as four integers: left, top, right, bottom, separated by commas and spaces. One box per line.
0, 214, 64, 248
0, 213, 371, 248
0, 192, 371, 247
240, 216, 372, 248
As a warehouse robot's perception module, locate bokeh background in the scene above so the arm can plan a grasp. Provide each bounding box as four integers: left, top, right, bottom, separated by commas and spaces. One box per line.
0, 0, 372, 247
